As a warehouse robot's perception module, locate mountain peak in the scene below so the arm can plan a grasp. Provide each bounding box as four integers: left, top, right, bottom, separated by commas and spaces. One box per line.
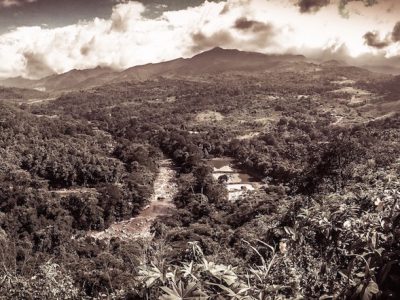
207, 46, 230, 53
193, 47, 241, 58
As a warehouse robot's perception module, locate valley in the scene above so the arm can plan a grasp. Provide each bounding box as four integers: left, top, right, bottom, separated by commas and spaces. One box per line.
0, 48, 399, 299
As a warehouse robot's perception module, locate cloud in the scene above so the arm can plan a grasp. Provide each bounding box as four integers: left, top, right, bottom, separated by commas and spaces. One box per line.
296, 0, 380, 15
338, 0, 379, 17
80, 37, 96, 56
110, 1, 145, 32
190, 16, 277, 53
362, 21, 400, 51
363, 31, 390, 49
22, 51, 54, 78
339, 0, 378, 7
0, 1, 184, 78
233, 17, 273, 33
233, 17, 276, 48
220, 0, 251, 15
190, 31, 234, 52
294, 0, 382, 15
0, 0, 399, 79
0, 0, 36, 8
392, 21, 400, 42
155, 4, 168, 10
298, 0, 330, 13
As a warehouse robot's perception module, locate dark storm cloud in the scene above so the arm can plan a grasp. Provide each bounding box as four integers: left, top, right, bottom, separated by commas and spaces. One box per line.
233, 17, 273, 33
363, 31, 389, 49
233, 17, 276, 48
298, 0, 330, 13
392, 21, 400, 42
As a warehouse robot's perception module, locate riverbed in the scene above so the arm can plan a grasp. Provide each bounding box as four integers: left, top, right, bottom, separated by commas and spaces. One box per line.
91, 159, 178, 240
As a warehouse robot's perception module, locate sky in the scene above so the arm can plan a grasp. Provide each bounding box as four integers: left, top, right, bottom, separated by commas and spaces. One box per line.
0, 0, 399, 79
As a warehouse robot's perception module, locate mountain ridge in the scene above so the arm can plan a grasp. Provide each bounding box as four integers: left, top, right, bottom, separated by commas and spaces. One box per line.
0, 47, 374, 92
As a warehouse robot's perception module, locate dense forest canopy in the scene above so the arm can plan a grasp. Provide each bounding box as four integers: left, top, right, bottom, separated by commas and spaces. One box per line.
0, 62, 399, 299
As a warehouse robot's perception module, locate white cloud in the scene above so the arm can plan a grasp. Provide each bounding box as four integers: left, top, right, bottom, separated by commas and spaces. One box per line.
0, 0, 36, 8
0, 0, 399, 79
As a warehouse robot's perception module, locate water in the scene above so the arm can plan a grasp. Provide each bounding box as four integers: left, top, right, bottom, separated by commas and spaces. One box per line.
206, 157, 262, 201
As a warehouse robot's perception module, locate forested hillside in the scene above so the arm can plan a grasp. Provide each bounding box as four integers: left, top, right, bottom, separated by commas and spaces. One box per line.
0, 64, 399, 299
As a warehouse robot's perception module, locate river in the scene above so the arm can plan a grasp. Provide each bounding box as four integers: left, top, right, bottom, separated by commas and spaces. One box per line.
206, 157, 262, 201
91, 157, 261, 240
91, 159, 178, 240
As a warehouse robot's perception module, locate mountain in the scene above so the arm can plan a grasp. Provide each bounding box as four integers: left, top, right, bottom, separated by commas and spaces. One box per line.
2, 47, 374, 92
38, 66, 117, 91
0, 66, 118, 92
117, 47, 306, 81
117, 58, 187, 81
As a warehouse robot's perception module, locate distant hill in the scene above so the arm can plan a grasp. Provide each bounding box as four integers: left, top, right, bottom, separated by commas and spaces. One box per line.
0, 47, 382, 92
39, 66, 117, 91
0, 86, 48, 101
0, 67, 117, 92
0, 48, 308, 91
118, 47, 306, 81
362, 64, 400, 75
322, 59, 347, 67
381, 75, 400, 97
0, 77, 37, 90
